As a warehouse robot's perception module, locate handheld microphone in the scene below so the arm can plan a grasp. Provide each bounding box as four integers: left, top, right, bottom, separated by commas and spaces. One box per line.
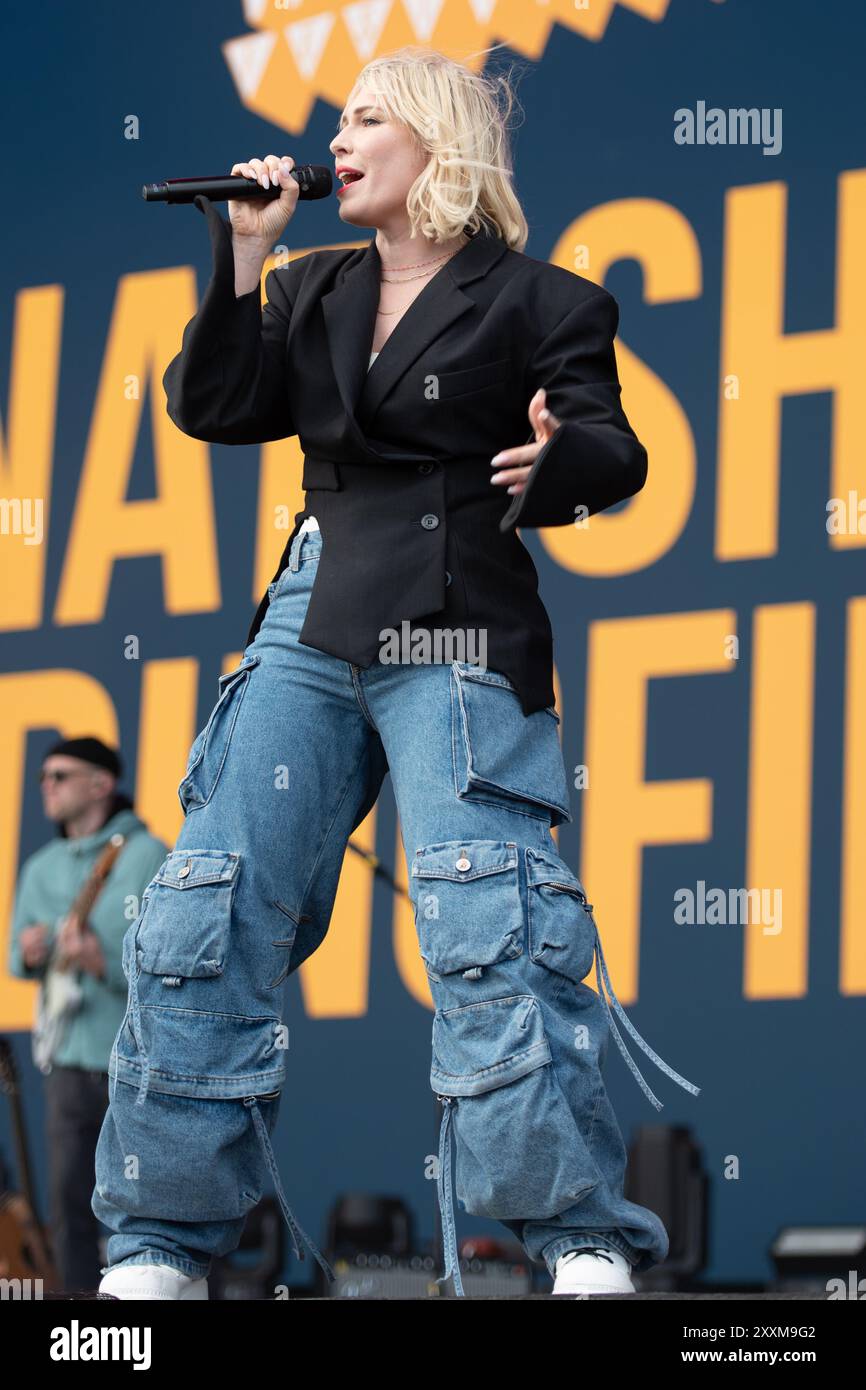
142, 167, 333, 204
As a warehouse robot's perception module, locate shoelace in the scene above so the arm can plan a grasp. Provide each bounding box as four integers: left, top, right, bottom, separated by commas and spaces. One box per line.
434, 917, 701, 1298
559, 1246, 618, 1266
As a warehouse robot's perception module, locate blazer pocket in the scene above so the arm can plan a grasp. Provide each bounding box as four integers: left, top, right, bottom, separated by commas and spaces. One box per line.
433, 356, 511, 399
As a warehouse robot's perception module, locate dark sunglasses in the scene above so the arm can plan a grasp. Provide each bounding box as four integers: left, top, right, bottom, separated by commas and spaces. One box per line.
39, 768, 90, 784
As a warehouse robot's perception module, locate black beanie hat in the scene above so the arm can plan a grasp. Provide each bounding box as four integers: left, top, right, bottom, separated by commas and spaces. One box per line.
44, 736, 123, 779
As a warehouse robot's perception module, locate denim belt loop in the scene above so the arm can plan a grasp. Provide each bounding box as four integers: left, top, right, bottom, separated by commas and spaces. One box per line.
590, 923, 701, 1110
289, 530, 303, 571
243, 1097, 337, 1287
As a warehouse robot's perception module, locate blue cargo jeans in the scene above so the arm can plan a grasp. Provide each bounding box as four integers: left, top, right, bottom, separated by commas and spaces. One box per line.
92, 524, 699, 1295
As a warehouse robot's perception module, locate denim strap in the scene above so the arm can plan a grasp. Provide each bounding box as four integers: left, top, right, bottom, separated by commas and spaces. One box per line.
590, 922, 701, 1110
244, 1096, 337, 1286
434, 1096, 466, 1297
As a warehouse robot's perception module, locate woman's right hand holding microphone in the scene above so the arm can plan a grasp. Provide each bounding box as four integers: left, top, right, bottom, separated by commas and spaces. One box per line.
229, 155, 300, 296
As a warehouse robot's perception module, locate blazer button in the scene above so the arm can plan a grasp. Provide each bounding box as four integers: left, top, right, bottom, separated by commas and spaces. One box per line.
417, 461, 434, 475
445, 570, 452, 586
420, 514, 439, 529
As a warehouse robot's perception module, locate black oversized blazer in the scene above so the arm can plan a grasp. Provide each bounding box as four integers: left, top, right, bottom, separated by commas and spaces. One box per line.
162, 195, 647, 715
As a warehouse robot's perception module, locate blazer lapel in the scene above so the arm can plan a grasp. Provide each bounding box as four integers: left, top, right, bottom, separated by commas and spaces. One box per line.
322, 225, 509, 453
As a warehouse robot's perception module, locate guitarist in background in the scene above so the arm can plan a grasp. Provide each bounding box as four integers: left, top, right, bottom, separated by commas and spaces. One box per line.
7, 736, 167, 1293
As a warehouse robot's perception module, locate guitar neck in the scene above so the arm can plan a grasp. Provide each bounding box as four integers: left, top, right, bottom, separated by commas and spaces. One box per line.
70, 840, 122, 920
50, 836, 125, 967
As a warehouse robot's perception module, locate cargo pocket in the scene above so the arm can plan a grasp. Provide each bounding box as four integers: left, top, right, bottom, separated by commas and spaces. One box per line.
96, 1067, 281, 1225
409, 840, 523, 981
136, 848, 240, 980
449, 661, 572, 828
525, 845, 597, 988
112, 1006, 287, 1101
112, 849, 288, 1101
178, 651, 261, 813
431, 994, 602, 1219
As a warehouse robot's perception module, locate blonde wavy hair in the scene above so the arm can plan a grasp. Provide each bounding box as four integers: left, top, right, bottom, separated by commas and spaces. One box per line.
344, 46, 529, 250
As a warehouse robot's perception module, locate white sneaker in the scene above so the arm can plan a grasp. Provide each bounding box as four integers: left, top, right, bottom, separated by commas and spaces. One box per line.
552, 1245, 636, 1295
98, 1262, 209, 1300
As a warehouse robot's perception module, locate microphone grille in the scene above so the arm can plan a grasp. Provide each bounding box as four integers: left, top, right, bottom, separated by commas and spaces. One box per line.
293, 164, 333, 200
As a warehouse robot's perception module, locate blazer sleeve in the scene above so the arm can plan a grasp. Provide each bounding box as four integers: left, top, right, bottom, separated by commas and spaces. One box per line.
162, 194, 297, 445
498, 288, 647, 532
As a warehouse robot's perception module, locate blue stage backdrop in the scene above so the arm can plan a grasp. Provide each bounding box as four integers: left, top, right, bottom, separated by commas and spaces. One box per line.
1, 0, 864, 1288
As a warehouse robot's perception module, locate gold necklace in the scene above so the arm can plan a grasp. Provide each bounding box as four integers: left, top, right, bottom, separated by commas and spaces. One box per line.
379, 239, 466, 274
376, 273, 440, 313
376, 244, 465, 313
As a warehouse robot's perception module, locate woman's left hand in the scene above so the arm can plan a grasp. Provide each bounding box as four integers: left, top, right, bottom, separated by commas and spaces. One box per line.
489, 388, 562, 495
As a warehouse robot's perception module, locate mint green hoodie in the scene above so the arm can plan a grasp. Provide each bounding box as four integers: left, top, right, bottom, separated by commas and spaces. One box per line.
8, 795, 168, 1072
